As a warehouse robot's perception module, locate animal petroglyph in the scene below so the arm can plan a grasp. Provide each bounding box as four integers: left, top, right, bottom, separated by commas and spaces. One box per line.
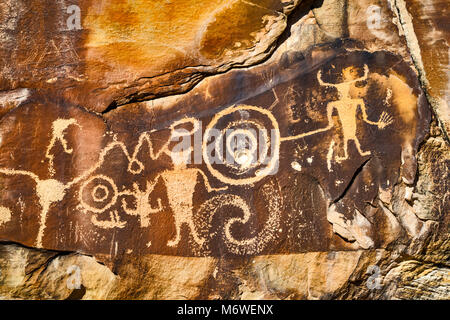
74, 111, 280, 250
80, 175, 128, 229
0, 113, 175, 246
91, 210, 127, 229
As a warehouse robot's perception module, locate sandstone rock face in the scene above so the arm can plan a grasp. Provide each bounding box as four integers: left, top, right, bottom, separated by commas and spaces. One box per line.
0, 0, 303, 112
395, 0, 450, 138
0, 0, 448, 300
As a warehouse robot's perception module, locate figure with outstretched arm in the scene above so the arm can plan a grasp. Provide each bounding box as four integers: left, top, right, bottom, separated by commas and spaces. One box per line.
282, 65, 394, 163
361, 106, 394, 129
0, 168, 67, 247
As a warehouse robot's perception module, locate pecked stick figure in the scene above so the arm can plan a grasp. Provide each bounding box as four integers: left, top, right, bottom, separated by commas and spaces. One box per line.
316, 65, 393, 162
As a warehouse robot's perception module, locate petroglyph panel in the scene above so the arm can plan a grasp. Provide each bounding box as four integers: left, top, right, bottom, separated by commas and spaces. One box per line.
0, 44, 430, 260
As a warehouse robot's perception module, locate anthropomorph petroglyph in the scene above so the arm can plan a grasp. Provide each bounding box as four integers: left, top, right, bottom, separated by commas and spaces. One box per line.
0, 118, 86, 247
0, 168, 68, 247
150, 117, 228, 247
1, 121, 95, 248
316, 65, 393, 162
121, 181, 162, 228
0, 111, 277, 250
281, 65, 393, 164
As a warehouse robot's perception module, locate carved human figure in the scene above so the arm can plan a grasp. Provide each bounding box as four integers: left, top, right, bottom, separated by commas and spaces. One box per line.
156, 118, 227, 247
316, 65, 393, 162
0, 168, 67, 247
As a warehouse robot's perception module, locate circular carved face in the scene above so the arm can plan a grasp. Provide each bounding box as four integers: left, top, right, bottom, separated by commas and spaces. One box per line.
203, 105, 280, 186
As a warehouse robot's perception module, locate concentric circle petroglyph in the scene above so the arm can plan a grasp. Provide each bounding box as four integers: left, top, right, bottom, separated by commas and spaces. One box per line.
79, 175, 119, 213
203, 105, 280, 185
92, 185, 109, 202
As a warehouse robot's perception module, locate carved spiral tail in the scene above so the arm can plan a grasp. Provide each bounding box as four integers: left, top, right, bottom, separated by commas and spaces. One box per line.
197, 180, 282, 255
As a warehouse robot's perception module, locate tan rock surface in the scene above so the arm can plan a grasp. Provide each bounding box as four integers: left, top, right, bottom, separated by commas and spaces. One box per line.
0, 0, 305, 112
394, 0, 450, 138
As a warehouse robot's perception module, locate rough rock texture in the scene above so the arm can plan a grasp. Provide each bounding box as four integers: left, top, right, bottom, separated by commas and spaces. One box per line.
0, 0, 448, 299
0, 0, 303, 112
392, 0, 450, 139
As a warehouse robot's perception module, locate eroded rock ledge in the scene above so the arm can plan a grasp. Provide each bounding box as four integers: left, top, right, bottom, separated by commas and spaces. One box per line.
0, 0, 448, 300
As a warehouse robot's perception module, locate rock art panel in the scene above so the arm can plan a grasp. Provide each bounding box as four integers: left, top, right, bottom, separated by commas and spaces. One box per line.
0, 42, 431, 261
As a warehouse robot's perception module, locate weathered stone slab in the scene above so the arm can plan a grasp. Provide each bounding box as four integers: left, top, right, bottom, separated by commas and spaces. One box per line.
0, 0, 447, 300
0, 42, 430, 262
401, 0, 450, 136
0, 0, 304, 112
